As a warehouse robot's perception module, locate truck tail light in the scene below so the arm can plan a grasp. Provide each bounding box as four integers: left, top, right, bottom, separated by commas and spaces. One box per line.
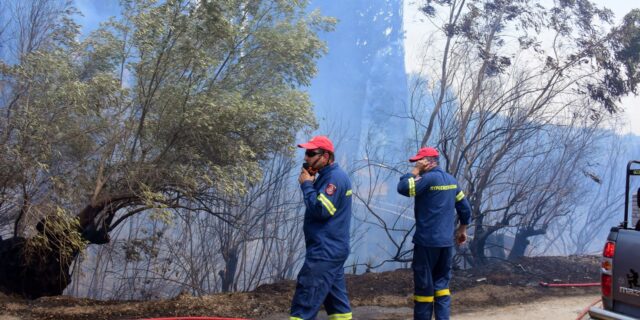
603, 241, 615, 258
602, 274, 612, 297
601, 259, 612, 273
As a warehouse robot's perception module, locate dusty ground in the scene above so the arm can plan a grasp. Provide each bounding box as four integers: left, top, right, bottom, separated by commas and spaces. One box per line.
454, 294, 600, 320
0, 256, 601, 320
264, 295, 601, 320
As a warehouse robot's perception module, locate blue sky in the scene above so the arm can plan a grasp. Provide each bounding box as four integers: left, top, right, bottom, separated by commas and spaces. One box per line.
74, 0, 120, 36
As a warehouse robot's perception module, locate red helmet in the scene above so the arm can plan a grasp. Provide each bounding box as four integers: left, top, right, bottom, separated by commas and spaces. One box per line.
409, 147, 439, 162
297, 135, 335, 153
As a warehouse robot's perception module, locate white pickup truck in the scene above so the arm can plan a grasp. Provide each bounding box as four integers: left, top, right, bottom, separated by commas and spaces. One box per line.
589, 160, 640, 320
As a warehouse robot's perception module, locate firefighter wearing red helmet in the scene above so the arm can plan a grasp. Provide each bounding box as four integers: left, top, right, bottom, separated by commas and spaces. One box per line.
398, 147, 472, 320
289, 135, 353, 320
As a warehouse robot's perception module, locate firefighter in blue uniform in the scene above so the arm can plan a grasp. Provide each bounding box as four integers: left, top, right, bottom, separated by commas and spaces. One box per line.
290, 135, 353, 320
397, 147, 472, 320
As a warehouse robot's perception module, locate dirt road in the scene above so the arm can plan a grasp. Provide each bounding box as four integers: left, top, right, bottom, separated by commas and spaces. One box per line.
263, 294, 600, 320
454, 294, 599, 320
0, 256, 602, 320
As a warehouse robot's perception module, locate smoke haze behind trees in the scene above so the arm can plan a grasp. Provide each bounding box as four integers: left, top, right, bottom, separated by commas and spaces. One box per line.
0, 0, 638, 300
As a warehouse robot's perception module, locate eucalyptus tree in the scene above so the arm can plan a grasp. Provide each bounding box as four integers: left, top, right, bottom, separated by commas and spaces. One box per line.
0, 0, 332, 298
404, 0, 640, 265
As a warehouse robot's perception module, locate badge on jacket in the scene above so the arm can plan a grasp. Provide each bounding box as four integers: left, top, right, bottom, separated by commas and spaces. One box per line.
325, 183, 337, 196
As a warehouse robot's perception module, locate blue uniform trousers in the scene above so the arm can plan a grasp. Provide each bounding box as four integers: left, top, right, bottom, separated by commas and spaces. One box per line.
290, 258, 352, 320
412, 245, 453, 320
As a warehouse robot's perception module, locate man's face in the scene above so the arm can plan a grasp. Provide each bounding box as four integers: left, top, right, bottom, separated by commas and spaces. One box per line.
304, 149, 326, 169
426, 158, 436, 167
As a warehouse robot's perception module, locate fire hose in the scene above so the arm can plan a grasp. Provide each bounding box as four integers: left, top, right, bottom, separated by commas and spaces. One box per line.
537, 281, 601, 320
138, 317, 250, 320
539, 281, 600, 287
575, 298, 602, 320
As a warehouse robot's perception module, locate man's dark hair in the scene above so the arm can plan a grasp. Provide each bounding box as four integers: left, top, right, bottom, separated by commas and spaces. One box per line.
327, 151, 335, 163
426, 156, 439, 164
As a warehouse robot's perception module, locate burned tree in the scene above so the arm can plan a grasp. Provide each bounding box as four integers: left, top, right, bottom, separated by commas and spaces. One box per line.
407, 0, 640, 265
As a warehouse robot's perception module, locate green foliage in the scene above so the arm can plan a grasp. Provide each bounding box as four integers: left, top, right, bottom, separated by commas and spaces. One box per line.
420, 0, 640, 114
613, 9, 640, 95
0, 0, 332, 242
24, 207, 87, 266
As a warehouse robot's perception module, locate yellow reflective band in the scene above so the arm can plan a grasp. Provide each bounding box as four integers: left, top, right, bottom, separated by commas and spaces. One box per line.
345, 189, 352, 196
435, 289, 451, 297
456, 191, 465, 202
414, 295, 434, 302
317, 193, 337, 215
409, 177, 416, 197
328, 312, 353, 320
430, 184, 457, 191
290, 317, 304, 320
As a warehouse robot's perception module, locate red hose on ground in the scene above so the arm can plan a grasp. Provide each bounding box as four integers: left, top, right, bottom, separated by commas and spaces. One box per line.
575, 298, 602, 320
137, 317, 251, 320
539, 281, 600, 287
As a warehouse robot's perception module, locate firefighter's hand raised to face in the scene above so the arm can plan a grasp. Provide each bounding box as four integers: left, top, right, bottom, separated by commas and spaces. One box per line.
412, 158, 436, 176
299, 167, 314, 184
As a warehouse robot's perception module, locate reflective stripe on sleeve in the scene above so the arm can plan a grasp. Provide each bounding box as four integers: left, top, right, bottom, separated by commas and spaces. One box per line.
409, 177, 416, 197
456, 191, 465, 202
317, 193, 337, 215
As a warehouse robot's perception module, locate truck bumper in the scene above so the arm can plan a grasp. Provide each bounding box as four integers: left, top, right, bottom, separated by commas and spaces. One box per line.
589, 307, 639, 320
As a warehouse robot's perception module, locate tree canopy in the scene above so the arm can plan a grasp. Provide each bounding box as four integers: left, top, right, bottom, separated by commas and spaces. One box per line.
0, 0, 333, 298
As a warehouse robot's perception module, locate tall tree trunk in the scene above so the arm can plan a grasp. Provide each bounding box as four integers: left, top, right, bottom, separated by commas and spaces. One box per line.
220, 246, 239, 293
508, 226, 546, 260
0, 202, 123, 298
508, 231, 530, 260
0, 222, 79, 298
470, 227, 489, 266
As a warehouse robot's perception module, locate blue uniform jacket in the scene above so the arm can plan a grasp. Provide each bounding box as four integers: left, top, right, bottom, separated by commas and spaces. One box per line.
397, 166, 472, 247
300, 163, 352, 261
